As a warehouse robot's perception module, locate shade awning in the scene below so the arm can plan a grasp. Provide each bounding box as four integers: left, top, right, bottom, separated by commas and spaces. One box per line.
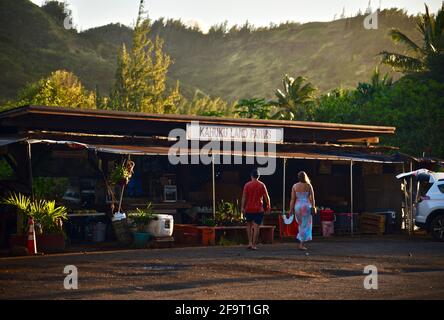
8, 139, 402, 164
87, 144, 403, 164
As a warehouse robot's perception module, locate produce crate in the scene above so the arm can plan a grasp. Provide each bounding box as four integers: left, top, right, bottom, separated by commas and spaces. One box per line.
359, 213, 386, 235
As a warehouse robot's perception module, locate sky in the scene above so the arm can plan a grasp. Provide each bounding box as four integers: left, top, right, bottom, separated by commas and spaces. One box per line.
30, 0, 444, 32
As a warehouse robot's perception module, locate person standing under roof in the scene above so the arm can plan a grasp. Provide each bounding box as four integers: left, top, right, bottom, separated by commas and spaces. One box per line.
241, 168, 271, 250
289, 171, 316, 250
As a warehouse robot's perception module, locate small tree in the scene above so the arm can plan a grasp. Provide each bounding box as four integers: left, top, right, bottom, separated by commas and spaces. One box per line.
110, 0, 181, 113
16, 70, 96, 109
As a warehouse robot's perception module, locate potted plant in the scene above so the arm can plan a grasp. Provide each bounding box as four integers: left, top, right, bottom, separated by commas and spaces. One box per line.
3, 192, 68, 253
128, 203, 157, 248
215, 200, 244, 226
110, 160, 135, 186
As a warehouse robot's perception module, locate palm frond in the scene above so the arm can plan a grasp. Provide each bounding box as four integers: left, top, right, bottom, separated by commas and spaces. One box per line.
389, 29, 423, 54
379, 51, 425, 72
2, 192, 31, 212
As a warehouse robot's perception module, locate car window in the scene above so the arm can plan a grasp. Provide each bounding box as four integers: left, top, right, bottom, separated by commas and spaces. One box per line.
438, 184, 444, 193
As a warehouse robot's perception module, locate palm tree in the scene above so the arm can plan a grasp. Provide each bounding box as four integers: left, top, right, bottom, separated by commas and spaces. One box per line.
272, 75, 317, 120
379, 3, 444, 78
356, 67, 393, 100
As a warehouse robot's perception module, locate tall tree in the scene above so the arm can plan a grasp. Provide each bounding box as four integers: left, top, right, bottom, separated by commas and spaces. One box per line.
272, 75, 317, 120
110, 0, 181, 113
379, 3, 444, 80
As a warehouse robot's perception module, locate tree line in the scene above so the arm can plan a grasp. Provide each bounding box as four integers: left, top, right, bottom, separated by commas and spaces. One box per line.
1, 1, 443, 158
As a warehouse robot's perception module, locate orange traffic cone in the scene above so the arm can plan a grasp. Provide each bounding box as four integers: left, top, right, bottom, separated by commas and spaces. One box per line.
27, 218, 37, 255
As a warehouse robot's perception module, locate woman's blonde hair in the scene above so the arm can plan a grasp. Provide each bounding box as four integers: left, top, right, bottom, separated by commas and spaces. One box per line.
298, 171, 311, 184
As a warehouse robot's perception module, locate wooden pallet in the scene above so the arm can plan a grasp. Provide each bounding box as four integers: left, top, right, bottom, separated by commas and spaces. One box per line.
359, 213, 386, 235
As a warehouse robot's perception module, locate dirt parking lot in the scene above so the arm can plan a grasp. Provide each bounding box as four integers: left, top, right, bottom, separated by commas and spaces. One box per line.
0, 235, 443, 300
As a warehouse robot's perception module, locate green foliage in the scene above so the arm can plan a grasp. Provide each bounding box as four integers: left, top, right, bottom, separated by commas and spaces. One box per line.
234, 98, 274, 119
109, 160, 134, 185
0, 158, 14, 180
272, 75, 317, 120
2, 192, 67, 234
315, 77, 444, 158
0, 1, 419, 105
178, 92, 235, 117
41, 1, 71, 27
215, 200, 244, 226
109, 0, 181, 113
128, 202, 157, 232
202, 216, 217, 227
29, 198, 68, 234
32, 177, 69, 200
13, 70, 96, 109
379, 3, 444, 81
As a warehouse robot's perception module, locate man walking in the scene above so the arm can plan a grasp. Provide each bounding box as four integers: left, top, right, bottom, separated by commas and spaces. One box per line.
241, 168, 271, 250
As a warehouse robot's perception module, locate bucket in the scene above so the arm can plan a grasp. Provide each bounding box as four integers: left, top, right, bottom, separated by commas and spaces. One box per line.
320, 209, 335, 222
93, 222, 106, 242
133, 232, 150, 248
321, 221, 334, 237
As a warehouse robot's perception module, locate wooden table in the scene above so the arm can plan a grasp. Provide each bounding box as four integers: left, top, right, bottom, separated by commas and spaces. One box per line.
174, 224, 276, 246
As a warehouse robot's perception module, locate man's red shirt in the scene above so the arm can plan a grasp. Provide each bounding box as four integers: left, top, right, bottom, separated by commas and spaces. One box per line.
243, 179, 269, 213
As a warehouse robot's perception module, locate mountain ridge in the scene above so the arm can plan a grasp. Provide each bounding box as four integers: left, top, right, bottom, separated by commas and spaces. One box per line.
0, 0, 419, 103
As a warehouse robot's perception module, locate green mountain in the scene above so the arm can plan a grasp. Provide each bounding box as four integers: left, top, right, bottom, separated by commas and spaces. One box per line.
0, 0, 419, 104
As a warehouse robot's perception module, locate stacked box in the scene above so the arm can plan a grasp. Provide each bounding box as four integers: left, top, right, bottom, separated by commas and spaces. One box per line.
359, 213, 386, 235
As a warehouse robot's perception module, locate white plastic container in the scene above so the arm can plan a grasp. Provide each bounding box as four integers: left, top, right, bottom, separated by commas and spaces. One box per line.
147, 214, 174, 237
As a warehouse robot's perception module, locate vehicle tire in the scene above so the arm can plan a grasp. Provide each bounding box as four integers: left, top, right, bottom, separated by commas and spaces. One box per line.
430, 215, 444, 242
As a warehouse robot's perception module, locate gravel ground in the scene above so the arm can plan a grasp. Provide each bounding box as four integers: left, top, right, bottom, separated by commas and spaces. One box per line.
0, 235, 443, 300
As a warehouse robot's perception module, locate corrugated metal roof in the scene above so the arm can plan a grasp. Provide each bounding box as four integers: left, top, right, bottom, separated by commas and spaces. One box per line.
0, 105, 396, 134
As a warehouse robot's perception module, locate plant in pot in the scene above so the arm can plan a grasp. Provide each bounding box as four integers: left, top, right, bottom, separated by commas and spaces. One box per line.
3, 192, 68, 253
110, 160, 135, 186
216, 200, 244, 226
128, 203, 157, 248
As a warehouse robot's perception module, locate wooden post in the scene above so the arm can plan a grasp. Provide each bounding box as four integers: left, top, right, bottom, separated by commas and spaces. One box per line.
282, 158, 287, 215
350, 160, 354, 236
409, 161, 413, 235
212, 154, 216, 220
27, 141, 33, 200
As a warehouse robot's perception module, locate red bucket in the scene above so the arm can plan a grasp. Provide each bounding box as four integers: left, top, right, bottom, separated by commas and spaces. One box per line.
320, 209, 335, 222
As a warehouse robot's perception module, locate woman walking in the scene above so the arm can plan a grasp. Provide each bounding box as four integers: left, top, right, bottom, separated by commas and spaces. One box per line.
289, 171, 316, 250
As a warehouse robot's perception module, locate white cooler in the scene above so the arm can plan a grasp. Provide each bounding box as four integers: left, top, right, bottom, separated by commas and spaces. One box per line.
147, 214, 174, 237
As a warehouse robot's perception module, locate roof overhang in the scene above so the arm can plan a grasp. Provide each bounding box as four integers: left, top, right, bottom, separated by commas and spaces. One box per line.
0, 105, 396, 144
19, 139, 403, 164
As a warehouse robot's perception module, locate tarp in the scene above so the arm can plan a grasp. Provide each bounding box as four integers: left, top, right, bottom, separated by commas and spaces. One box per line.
5, 138, 403, 164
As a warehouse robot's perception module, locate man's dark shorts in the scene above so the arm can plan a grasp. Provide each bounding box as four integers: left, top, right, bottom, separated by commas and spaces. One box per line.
245, 212, 264, 225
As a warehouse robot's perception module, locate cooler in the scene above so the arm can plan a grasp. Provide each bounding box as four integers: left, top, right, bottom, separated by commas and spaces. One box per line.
147, 214, 174, 237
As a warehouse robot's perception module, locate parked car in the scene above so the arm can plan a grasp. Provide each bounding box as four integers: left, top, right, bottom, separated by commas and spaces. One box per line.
396, 169, 444, 241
